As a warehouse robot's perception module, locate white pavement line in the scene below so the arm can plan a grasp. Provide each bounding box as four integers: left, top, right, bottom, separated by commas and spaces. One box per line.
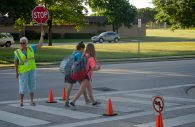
94, 84, 195, 96
0, 97, 61, 105
125, 93, 195, 103
97, 96, 179, 107
58, 100, 143, 113
48, 105, 195, 127
135, 113, 195, 127
98, 69, 192, 77
0, 84, 194, 105
0, 110, 50, 127
9, 103, 100, 119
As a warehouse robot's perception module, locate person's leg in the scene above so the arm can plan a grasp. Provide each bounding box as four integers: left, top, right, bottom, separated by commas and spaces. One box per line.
85, 81, 95, 102
29, 92, 35, 106
18, 72, 28, 107
28, 70, 36, 106
78, 81, 90, 104
83, 90, 90, 104
70, 79, 88, 106
65, 83, 73, 106
86, 81, 101, 105
66, 83, 73, 100
19, 94, 24, 107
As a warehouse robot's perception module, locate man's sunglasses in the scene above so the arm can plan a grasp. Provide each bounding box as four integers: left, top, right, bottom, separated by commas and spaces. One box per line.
20, 42, 26, 45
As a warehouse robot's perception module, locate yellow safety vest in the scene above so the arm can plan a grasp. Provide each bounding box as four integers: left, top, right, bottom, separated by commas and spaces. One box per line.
14, 47, 36, 74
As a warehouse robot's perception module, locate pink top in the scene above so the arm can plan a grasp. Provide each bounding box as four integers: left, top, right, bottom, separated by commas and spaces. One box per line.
85, 53, 96, 79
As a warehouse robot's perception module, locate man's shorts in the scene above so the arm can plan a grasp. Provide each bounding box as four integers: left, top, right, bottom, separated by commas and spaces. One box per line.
19, 70, 36, 94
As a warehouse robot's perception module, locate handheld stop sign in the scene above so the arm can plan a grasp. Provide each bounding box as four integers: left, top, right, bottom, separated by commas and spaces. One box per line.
32, 6, 49, 24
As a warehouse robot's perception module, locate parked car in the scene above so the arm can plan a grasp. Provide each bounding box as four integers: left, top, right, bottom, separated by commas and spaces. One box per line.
91, 31, 120, 43
0, 33, 15, 47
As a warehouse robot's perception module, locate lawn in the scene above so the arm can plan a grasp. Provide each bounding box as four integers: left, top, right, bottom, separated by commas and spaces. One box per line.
1, 29, 195, 67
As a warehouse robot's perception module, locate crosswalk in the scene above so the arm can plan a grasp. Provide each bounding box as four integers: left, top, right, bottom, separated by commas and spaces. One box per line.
0, 84, 195, 127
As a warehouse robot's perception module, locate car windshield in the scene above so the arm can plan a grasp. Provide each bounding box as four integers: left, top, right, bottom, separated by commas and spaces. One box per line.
1, 33, 12, 37
99, 32, 107, 36
6, 34, 12, 37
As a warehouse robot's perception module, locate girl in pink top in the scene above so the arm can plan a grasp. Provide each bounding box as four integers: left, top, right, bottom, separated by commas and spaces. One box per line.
70, 43, 101, 106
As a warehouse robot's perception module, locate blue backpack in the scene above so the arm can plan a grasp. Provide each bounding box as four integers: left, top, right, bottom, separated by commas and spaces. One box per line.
70, 56, 89, 81
59, 52, 80, 76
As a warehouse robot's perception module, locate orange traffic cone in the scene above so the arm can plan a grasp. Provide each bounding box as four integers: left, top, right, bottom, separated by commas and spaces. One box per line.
46, 89, 57, 103
61, 87, 66, 101
156, 113, 164, 127
103, 98, 117, 116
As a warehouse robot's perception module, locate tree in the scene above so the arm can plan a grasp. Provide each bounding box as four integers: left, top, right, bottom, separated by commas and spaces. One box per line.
0, 0, 36, 20
0, 0, 36, 38
137, 7, 157, 23
153, 0, 195, 29
14, 18, 26, 37
36, 0, 87, 46
88, 0, 137, 32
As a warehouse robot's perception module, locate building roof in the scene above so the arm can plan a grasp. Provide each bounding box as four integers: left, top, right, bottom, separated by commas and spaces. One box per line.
0, 17, 14, 24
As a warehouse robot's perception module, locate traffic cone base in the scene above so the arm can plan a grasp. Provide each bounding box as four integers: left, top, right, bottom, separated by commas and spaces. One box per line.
103, 113, 117, 116
46, 100, 57, 103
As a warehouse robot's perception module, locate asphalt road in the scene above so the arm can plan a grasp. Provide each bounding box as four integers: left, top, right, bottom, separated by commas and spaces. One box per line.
0, 59, 195, 127
0, 59, 195, 101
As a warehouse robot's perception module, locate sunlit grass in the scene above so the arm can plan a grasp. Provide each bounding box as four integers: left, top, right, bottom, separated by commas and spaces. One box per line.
1, 42, 195, 64
1, 29, 195, 66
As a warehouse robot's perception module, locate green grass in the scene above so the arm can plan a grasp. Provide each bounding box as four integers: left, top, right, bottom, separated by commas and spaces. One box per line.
1, 29, 195, 67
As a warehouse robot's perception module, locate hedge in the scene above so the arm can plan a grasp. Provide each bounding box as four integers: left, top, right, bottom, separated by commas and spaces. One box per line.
64, 33, 96, 39
10, 33, 20, 40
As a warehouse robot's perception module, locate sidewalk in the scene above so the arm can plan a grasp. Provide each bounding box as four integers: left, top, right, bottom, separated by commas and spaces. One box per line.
1, 56, 195, 69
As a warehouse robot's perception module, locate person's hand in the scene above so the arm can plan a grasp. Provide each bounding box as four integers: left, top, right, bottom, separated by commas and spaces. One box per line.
96, 64, 101, 70
16, 73, 19, 79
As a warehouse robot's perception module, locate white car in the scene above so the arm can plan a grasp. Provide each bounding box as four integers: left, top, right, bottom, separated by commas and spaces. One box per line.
0, 33, 15, 47
91, 31, 120, 43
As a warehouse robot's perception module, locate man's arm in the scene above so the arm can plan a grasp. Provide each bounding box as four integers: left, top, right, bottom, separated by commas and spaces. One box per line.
36, 25, 45, 49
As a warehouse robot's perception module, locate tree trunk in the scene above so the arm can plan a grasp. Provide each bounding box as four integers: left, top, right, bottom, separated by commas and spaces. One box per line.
47, 19, 52, 46
112, 24, 119, 33
112, 24, 115, 32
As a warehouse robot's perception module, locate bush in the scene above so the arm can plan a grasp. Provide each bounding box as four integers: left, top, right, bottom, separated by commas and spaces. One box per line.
44, 33, 62, 39
10, 33, 20, 40
25, 30, 39, 40
64, 33, 96, 39
52, 33, 62, 39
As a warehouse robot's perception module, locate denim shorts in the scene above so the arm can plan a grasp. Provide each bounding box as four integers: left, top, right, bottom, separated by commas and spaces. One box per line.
19, 70, 36, 94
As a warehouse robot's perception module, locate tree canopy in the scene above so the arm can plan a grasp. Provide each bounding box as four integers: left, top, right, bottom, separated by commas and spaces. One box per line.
36, 0, 87, 46
36, 0, 87, 26
137, 7, 157, 23
153, 0, 195, 29
0, 0, 36, 20
88, 0, 137, 32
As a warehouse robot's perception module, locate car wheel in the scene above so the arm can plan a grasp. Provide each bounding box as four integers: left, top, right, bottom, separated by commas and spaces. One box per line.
5, 42, 11, 47
114, 38, 119, 42
99, 38, 104, 43
108, 41, 112, 43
